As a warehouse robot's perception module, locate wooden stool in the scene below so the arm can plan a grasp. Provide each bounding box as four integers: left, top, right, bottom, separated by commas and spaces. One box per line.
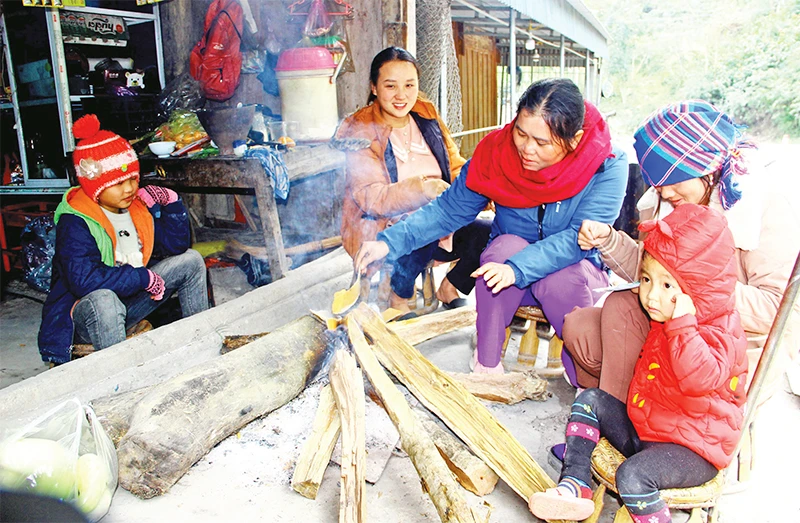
592, 437, 724, 523
71, 319, 153, 360
500, 306, 564, 377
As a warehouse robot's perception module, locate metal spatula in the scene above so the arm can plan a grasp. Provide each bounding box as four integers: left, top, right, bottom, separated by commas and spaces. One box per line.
331, 268, 362, 316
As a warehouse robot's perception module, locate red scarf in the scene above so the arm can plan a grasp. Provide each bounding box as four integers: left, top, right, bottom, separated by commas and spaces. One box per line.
466, 100, 612, 208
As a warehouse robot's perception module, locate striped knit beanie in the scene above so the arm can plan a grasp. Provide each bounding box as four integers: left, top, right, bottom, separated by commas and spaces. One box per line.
72, 114, 139, 201
633, 100, 756, 210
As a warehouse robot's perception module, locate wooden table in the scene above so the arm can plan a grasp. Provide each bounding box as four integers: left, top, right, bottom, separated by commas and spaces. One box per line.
140, 144, 345, 282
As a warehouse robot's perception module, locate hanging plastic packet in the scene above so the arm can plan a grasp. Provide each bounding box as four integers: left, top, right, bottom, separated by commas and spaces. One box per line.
303, 0, 333, 37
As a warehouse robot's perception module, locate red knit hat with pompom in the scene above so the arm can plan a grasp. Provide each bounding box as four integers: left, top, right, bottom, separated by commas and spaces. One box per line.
72, 114, 139, 201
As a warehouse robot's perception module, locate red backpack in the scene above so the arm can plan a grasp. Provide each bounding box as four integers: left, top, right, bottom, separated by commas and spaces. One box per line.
189, 0, 243, 101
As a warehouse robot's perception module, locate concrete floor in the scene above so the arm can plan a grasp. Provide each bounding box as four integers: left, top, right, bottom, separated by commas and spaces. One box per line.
1, 281, 798, 522
1, 143, 797, 522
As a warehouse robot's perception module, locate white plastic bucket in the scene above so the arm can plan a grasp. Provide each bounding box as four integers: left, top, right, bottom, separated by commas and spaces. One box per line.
275, 68, 339, 142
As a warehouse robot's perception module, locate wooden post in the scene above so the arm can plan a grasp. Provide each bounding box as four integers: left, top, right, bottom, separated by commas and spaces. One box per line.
252, 166, 289, 280
329, 351, 367, 523
346, 317, 485, 523
291, 385, 342, 499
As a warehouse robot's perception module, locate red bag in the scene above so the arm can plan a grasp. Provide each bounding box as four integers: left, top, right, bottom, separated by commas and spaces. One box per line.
189, 0, 244, 101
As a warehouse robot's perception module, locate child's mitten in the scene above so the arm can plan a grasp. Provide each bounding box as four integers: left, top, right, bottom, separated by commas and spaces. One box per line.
137, 186, 179, 207
145, 270, 166, 300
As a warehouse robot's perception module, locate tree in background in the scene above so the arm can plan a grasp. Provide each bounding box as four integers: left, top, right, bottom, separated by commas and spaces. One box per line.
585, 0, 800, 139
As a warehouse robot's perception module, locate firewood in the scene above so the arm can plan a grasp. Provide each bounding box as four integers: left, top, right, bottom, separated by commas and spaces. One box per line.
331, 396, 399, 484
91, 386, 153, 445
448, 371, 550, 404
103, 315, 332, 499
291, 384, 341, 499
329, 350, 367, 523
351, 305, 558, 504
226, 236, 342, 260
346, 317, 486, 523
389, 307, 477, 346
412, 407, 499, 496
584, 484, 606, 523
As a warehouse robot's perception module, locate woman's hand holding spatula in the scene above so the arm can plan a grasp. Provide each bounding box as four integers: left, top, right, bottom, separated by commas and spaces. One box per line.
330, 241, 391, 315
354, 241, 390, 275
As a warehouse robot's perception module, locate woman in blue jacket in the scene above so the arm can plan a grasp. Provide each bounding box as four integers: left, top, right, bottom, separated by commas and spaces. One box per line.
356, 78, 627, 375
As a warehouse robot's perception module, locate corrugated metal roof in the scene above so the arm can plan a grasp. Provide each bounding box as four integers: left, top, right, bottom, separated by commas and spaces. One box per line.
451, 0, 608, 58
498, 0, 608, 56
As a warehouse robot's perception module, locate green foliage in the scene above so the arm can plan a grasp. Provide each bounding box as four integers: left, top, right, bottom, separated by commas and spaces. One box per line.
585, 0, 800, 138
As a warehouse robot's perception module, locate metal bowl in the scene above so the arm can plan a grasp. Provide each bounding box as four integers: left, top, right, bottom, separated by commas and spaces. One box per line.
196, 105, 256, 156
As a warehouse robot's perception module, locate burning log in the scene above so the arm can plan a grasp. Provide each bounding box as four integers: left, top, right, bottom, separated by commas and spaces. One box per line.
329, 350, 367, 523
350, 305, 558, 503
95, 315, 332, 499
291, 384, 341, 499
347, 317, 486, 523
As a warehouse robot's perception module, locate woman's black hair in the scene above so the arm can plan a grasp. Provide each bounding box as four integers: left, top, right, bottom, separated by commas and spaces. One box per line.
516, 78, 585, 152
367, 47, 420, 105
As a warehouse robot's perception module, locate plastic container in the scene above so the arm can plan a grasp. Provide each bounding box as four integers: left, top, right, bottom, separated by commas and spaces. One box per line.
274, 48, 339, 142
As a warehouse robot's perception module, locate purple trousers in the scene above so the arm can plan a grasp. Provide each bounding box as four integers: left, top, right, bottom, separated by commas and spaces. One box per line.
475, 234, 609, 368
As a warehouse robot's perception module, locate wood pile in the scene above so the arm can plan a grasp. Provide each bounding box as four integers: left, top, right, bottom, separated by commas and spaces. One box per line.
90, 296, 556, 521
288, 304, 559, 523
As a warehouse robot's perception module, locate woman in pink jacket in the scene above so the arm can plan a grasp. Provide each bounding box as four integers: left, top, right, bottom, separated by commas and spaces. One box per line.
563, 101, 799, 401
530, 204, 748, 522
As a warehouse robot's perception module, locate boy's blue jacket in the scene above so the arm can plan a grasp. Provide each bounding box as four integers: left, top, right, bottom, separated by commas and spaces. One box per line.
378, 148, 628, 287
38, 187, 191, 364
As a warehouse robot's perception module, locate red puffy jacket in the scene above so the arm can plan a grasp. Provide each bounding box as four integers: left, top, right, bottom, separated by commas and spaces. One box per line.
189, 0, 243, 101
627, 204, 748, 470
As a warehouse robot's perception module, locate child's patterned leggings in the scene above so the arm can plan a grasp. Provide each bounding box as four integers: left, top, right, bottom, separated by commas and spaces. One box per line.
560, 388, 719, 522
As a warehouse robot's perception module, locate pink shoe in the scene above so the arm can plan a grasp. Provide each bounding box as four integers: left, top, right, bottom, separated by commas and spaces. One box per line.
528, 487, 594, 521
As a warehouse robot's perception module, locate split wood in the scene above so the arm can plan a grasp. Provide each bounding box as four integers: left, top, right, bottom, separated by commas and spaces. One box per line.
350, 304, 558, 503
346, 317, 486, 523
291, 384, 341, 499
389, 307, 477, 346
330, 350, 367, 523
412, 406, 499, 496
448, 371, 549, 404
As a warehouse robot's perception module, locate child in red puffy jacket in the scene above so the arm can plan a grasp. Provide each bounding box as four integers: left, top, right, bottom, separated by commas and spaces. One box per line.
529, 203, 748, 522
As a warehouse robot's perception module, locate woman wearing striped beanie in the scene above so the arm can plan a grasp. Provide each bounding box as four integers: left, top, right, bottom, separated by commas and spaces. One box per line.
558, 100, 799, 409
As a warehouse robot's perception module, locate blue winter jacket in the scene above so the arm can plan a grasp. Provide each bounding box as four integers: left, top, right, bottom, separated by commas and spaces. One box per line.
378, 148, 628, 287
38, 189, 191, 364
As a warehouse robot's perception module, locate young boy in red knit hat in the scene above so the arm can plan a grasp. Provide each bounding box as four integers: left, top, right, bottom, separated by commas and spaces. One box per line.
529, 203, 748, 522
37, 114, 208, 365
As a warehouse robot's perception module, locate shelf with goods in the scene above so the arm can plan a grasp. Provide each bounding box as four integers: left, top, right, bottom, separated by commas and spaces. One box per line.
55, 4, 166, 143
0, 1, 165, 193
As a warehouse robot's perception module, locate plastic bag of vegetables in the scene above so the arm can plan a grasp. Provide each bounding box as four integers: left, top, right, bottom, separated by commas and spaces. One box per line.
154, 109, 209, 151
0, 398, 118, 522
